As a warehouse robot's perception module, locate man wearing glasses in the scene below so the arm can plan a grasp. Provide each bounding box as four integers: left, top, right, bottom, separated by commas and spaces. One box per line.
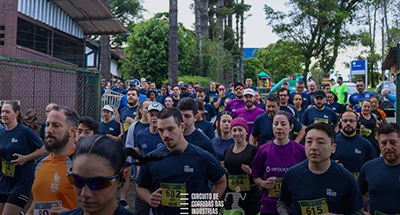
224, 82, 258, 113
349, 79, 374, 112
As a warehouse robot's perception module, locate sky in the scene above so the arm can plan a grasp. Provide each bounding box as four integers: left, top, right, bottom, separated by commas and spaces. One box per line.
141, 0, 368, 81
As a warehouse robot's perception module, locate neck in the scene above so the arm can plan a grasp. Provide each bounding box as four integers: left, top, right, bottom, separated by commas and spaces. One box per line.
245, 105, 255, 110
328, 101, 334, 105
169, 137, 188, 152
173, 95, 180, 99
5, 121, 18, 131
308, 159, 331, 174
52, 141, 75, 158
149, 126, 158, 134
183, 125, 196, 136
140, 118, 149, 123
220, 132, 232, 140
128, 103, 137, 108
295, 106, 301, 110
103, 118, 111, 123
274, 138, 290, 145
84, 200, 118, 215
385, 158, 400, 166
233, 141, 247, 152
281, 103, 287, 107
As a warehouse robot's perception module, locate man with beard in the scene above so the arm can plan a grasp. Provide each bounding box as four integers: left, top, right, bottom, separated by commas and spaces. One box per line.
233, 88, 265, 140
26, 106, 79, 215
358, 123, 400, 214
225, 82, 258, 113
278, 88, 299, 120
120, 88, 139, 139
301, 90, 339, 132
250, 94, 305, 146
349, 79, 374, 112
331, 111, 374, 179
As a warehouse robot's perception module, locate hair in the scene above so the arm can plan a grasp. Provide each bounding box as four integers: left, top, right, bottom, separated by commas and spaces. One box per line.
171, 84, 180, 90
215, 111, 234, 137
51, 105, 80, 127
274, 111, 293, 126
337, 77, 343, 81
305, 123, 336, 144
254, 91, 264, 103
356, 79, 364, 83
361, 99, 371, 107
2, 101, 25, 125
194, 99, 205, 120
378, 123, 400, 138
134, 99, 150, 121
158, 107, 184, 126
78, 116, 99, 134
177, 97, 199, 116
278, 88, 290, 96
323, 85, 331, 90
195, 86, 206, 94
326, 91, 338, 102
297, 81, 304, 86
127, 88, 139, 96
292, 93, 302, 102
265, 94, 280, 106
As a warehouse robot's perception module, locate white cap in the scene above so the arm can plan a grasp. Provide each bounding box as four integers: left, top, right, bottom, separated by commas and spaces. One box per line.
243, 88, 255, 96
140, 78, 146, 82
102, 105, 114, 112
148, 102, 163, 112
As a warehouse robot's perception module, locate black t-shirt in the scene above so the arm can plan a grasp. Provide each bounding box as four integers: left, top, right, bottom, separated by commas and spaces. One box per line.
60, 204, 134, 215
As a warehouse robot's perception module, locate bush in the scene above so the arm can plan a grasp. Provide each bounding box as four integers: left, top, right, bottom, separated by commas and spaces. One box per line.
162, 75, 213, 87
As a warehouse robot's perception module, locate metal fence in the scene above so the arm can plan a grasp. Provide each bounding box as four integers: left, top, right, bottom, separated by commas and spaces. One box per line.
0, 56, 101, 123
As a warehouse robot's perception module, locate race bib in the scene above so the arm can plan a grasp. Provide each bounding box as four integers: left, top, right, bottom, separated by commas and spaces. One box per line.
123, 122, 131, 132
314, 118, 329, 124
299, 198, 329, 215
268, 178, 282, 198
161, 183, 186, 207
374, 211, 400, 215
352, 172, 359, 180
228, 174, 251, 192
34, 201, 62, 215
1, 157, 15, 177
360, 128, 372, 137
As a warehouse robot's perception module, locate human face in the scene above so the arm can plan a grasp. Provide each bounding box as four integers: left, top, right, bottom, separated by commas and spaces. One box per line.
234, 86, 244, 98
341, 112, 357, 135
273, 114, 292, 140
196, 92, 206, 101
72, 154, 120, 214
296, 84, 304, 94
127, 90, 138, 106
314, 96, 326, 109
150, 83, 156, 89
210, 82, 216, 91
140, 101, 151, 120
165, 98, 173, 107
180, 110, 196, 130
147, 111, 159, 128
45, 103, 56, 117
102, 110, 112, 121
219, 114, 232, 134
361, 101, 371, 115
157, 116, 185, 150
46, 110, 75, 152
308, 82, 316, 92
76, 124, 95, 143
337, 78, 342, 84
172, 87, 180, 96
293, 95, 302, 108
1, 104, 18, 126
379, 132, 400, 165
324, 86, 331, 94
278, 91, 289, 105
370, 97, 379, 110
356, 81, 365, 93
231, 125, 247, 143
244, 95, 254, 108
282, 83, 288, 89
326, 93, 334, 104
305, 129, 336, 164
254, 92, 261, 102
245, 79, 253, 87
266, 101, 279, 118
161, 88, 167, 96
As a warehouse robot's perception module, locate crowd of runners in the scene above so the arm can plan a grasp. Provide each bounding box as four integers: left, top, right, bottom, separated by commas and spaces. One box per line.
0, 76, 399, 215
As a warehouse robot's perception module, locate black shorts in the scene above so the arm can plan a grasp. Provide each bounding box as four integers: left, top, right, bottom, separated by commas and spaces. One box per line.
0, 193, 29, 208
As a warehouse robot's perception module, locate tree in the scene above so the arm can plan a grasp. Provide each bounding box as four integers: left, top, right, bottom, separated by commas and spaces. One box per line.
244, 58, 264, 82
169, 0, 179, 85
120, 13, 196, 85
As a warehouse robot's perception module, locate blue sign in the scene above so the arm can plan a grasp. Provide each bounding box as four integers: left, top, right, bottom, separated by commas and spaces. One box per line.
350, 60, 367, 75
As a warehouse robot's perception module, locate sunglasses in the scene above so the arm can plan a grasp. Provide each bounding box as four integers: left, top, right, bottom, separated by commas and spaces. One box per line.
67, 168, 120, 190
219, 88, 225, 91
356, 85, 364, 88
235, 87, 244, 91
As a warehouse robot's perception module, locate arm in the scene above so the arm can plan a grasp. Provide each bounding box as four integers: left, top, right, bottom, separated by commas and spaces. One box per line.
249, 134, 257, 145
136, 185, 163, 208
25, 200, 36, 215
294, 125, 306, 143
12, 146, 46, 166
343, 92, 348, 104
277, 199, 291, 215
210, 175, 227, 200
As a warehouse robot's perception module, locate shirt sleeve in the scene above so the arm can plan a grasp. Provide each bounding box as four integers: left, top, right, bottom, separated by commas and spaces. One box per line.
278, 171, 292, 209
357, 164, 368, 195
292, 116, 302, 132
136, 163, 153, 189
27, 127, 44, 151
301, 109, 308, 126
125, 122, 137, 149
252, 117, 261, 137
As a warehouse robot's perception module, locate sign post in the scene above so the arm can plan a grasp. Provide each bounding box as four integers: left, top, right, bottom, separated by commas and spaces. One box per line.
350, 60, 368, 91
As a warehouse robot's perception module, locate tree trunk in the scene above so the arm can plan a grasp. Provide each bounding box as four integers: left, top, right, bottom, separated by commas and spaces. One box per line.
195, 0, 204, 76
235, 0, 240, 81
383, 0, 391, 47
208, 1, 216, 40
168, 0, 178, 85
201, 0, 209, 41
239, 0, 244, 82
100, 0, 111, 81
217, 0, 225, 84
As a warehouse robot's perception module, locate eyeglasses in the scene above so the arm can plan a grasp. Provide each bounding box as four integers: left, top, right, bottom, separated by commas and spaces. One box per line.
235, 87, 244, 91
356, 85, 364, 88
67, 168, 120, 190
279, 94, 288, 97
342, 119, 356, 123
219, 88, 225, 91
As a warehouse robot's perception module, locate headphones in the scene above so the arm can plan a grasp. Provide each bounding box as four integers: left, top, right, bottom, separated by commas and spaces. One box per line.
339, 110, 361, 129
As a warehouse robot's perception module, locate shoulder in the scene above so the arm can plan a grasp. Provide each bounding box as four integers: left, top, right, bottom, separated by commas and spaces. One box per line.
255, 113, 268, 121
330, 161, 355, 179
284, 159, 308, 176
361, 157, 383, 171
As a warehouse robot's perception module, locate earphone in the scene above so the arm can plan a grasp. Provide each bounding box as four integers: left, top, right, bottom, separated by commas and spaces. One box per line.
339, 110, 361, 129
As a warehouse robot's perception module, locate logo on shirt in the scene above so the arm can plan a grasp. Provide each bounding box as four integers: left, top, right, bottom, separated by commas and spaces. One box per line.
11, 138, 18, 143
109, 127, 114, 131
142, 143, 148, 149
323, 115, 328, 118
266, 166, 288, 173
157, 143, 164, 148
355, 149, 361, 154
50, 172, 60, 193
326, 188, 337, 197
303, 98, 307, 101
184, 165, 194, 173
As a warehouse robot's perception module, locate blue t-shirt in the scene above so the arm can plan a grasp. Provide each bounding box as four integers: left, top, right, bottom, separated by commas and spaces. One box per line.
207, 90, 219, 105
358, 157, 400, 214
39, 121, 46, 140
212, 137, 234, 161
98, 119, 121, 137
133, 121, 150, 148
280, 160, 364, 214
212, 96, 229, 113
290, 92, 311, 110
156, 95, 168, 106
301, 106, 338, 126
258, 102, 266, 111
331, 133, 374, 173
0, 124, 43, 195
60, 204, 134, 215
204, 103, 217, 122
136, 143, 226, 215
252, 113, 302, 146
136, 128, 164, 155
349, 91, 374, 112
280, 104, 299, 119
184, 129, 217, 158
325, 101, 345, 115
118, 94, 147, 112
194, 120, 215, 140
120, 105, 138, 132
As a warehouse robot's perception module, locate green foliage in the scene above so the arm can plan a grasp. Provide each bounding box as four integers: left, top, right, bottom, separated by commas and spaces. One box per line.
120, 13, 196, 85
162, 75, 213, 87
244, 58, 264, 81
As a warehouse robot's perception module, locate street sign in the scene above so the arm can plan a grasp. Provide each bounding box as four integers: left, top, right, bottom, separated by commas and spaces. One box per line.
350, 60, 367, 75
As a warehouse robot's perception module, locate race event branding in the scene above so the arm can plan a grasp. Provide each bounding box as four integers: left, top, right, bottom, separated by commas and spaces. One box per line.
180, 193, 224, 215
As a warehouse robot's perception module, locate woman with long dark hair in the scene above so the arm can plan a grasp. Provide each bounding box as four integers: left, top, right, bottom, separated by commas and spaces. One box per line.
212, 111, 234, 161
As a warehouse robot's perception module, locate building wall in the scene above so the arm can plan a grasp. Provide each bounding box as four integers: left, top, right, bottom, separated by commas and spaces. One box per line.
0, 0, 18, 57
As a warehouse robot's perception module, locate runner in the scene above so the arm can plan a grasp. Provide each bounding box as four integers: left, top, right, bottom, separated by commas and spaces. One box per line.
223, 117, 260, 215
358, 123, 400, 214
194, 99, 215, 140
212, 111, 234, 161
0, 101, 45, 215
75, 116, 98, 143
325, 91, 344, 117
39, 103, 57, 140
164, 96, 173, 108
358, 100, 380, 158
278, 88, 299, 119
252, 111, 306, 215
98, 105, 123, 142
349, 79, 374, 112
136, 107, 227, 215
224, 82, 259, 113
277, 123, 364, 214
292, 93, 304, 121
370, 95, 387, 124
60, 135, 134, 215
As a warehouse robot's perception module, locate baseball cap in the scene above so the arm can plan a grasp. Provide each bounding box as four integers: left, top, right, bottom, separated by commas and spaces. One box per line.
140, 78, 146, 82
180, 83, 188, 89
102, 105, 114, 112
243, 88, 255, 96
148, 102, 163, 112
233, 82, 245, 89
314, 90, 326, 98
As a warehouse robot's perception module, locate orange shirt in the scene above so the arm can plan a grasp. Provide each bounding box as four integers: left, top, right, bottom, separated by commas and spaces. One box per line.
32, 150, 77, 210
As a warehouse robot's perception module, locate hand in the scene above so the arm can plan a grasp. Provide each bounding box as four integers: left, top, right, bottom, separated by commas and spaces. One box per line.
218, 91, 224, 98
148, 188, 163, 208
51, 207, 70, 215
126, 116, 135, 124
11, 153, 27, 166
360, 125, 365, 130
382, 89, 389, 96
220, 161, 225, 168
262, 176, 277, 189
363, 211, 371, 215
241, 164, 252, 175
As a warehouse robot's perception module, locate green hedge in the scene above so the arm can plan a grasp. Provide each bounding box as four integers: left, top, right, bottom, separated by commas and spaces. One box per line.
163, 75, 213, 87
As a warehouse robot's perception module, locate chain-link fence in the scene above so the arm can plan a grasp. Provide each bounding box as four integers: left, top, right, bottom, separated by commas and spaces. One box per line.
0, 56, 101, 123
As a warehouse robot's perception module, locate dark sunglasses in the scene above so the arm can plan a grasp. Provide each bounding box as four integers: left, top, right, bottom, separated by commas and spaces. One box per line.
67, 168, 121, 190
219, 88, 225, 91
356, 85, 364, 88
235, 87, 244, 91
